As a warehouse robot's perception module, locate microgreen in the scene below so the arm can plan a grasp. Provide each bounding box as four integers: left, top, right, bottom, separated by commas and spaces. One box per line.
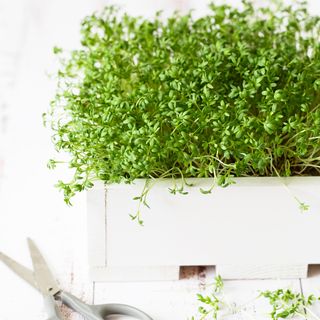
192, 275, 225, 320
261, 289, 320, 320
45, 1, 320, 207
191, 276, 320, 320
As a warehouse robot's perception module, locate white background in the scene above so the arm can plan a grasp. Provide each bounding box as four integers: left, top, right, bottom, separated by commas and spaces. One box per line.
0, 0, 320, 319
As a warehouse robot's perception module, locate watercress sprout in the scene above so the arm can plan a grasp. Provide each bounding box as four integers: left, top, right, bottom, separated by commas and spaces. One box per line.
45, 0, 320, 208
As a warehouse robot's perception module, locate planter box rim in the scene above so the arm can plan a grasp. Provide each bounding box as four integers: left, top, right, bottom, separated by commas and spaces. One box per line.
92, 176, 320, 189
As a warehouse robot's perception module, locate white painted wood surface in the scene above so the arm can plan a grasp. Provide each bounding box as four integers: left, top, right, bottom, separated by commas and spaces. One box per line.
94, 273, 303, 320
1, 0, 320, 319
87, 178, 320, 280
216, 264, 308, 280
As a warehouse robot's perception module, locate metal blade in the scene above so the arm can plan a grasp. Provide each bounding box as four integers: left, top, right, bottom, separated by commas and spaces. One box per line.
0, 251, 38, 290
27, 238, 60, 296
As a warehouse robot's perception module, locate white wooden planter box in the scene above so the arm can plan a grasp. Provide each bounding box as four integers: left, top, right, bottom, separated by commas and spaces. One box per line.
87, 177, 320, 281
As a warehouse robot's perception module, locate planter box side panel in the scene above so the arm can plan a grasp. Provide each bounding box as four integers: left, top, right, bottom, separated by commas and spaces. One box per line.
87, 178, 320, 280
106, 178, 320, 267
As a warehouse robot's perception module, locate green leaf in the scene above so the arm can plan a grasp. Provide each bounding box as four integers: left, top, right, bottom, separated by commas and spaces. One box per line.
45, 0, 320, 220
200, 188, 212, 194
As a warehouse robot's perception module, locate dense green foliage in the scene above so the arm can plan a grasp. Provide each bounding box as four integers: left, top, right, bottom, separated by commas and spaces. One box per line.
45, 0, 320, 205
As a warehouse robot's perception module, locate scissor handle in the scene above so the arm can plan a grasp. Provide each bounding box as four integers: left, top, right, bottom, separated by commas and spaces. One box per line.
94, 303, 153, 320
60, 291, 153, 320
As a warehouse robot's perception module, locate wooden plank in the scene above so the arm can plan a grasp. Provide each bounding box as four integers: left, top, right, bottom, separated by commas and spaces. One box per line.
94, 267, 301, 320
93, 267, 213, 319
216, 264, 308, 280
90, 266, 180, 282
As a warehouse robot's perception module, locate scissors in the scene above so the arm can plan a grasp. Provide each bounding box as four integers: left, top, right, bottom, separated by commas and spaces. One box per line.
0, 238, 153, 320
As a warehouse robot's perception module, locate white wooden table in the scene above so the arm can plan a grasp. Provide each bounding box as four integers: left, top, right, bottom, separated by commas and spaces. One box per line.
0, 0, 320, 319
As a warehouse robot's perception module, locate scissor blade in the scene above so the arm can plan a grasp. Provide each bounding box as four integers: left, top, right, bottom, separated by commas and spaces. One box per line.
0, 251, 38, 290
27, 238, 60, 297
